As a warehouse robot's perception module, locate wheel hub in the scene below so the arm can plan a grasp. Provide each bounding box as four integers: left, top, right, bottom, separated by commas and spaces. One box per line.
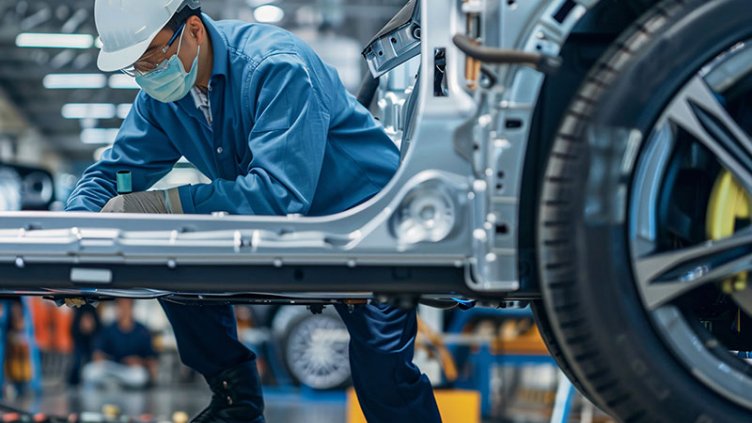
707, 170, 752, 315
630, 36, 752, 410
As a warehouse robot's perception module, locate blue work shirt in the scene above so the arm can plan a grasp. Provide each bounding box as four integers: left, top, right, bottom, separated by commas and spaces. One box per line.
66, 15, 399, 216
94, 322, 157, 364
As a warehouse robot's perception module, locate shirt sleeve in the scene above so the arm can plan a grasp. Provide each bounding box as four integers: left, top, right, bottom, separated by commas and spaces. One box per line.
65, 95, 183, 212
177, 53, 330, 215
93, 326, 111, 358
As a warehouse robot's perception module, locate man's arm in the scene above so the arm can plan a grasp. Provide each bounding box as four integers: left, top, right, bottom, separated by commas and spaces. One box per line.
92, 328, 111, 362
134, 325, 159, 379
177, 53, 329, 216
65, 95, 183, 212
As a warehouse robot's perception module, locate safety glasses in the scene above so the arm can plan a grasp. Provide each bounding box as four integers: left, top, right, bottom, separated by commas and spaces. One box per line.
121, 22, 186, 77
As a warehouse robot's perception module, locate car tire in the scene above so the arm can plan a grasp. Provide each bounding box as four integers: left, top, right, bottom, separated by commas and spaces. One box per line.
538, 0, 752, 421
530, 301, 605, 410
282, 311, 352, 391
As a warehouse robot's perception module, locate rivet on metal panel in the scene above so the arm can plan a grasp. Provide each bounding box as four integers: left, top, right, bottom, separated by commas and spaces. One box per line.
233, 231, 243, 253
251, 230, 261, 252
494, 138, 511, 149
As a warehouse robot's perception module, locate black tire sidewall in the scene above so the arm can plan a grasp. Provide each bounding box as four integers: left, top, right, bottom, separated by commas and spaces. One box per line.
598, 1, 752, 129
541, 0, 752, 421
531, 301, 607, 409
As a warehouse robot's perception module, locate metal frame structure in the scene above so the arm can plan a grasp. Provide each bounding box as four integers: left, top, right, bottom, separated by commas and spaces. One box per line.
0, 0, 602, 302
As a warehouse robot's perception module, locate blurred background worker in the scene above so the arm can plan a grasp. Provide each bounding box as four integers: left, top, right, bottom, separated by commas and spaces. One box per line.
68, 304, 101, 386
5, 301, 33, 396
63, 0, 439, 422
82, 299, 157, 390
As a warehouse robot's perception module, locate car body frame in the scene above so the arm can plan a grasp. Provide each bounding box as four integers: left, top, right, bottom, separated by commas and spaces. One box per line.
0, 0, 636, 306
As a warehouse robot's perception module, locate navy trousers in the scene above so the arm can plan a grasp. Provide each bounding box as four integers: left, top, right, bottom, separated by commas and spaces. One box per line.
159, 301, 441, 423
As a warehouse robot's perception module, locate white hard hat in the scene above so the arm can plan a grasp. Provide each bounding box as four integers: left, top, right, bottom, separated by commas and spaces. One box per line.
95, 0, 200, 72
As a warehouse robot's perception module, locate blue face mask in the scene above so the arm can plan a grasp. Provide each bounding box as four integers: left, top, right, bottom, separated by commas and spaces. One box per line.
135, 27, 200, 103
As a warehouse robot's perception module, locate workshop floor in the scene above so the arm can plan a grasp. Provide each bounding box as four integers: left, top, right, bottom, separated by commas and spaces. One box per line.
3, 385, 611, 423
8, 384, 347, 423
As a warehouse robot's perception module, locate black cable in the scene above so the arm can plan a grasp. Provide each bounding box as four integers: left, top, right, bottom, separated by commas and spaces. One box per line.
356, 72, 381, 108
452, 34, 562, 75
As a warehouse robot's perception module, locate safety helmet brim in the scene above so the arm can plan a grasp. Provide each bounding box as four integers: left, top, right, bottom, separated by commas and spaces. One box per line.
96, 28, 161, 73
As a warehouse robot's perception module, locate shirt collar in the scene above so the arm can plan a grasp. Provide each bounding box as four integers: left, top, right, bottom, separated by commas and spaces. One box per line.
190, 87, 207, 109
201, 14, 229, 78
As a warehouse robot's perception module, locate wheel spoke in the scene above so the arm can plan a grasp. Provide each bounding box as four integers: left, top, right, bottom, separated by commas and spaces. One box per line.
635, 227, 752, 310
666, 75, 752, 194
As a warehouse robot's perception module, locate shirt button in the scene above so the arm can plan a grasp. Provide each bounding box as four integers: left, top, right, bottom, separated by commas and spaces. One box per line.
216, 147, 224, 154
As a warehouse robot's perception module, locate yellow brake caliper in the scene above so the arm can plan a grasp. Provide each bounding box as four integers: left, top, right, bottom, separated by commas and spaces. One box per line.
707, 170, 751, 332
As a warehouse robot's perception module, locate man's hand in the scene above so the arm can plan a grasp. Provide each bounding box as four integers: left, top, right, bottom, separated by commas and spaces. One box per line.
100, 188, 183, 214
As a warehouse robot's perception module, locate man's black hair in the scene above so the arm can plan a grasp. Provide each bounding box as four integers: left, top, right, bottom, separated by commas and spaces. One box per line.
165, 5, 202, 33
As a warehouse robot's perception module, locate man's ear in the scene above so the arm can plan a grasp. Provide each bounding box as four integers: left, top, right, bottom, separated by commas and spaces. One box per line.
186, 15, 204, 43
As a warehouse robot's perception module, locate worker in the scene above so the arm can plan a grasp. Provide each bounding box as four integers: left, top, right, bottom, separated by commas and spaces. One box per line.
68, 304, 101, 386
65, 1, 441, 422
82, 299, 158, 390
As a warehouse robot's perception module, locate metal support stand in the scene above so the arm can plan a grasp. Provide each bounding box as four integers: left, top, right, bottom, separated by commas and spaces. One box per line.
550, 370, 575, 423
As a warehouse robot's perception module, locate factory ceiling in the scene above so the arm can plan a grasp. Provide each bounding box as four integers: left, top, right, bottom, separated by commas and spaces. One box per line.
0, 0, 405, 163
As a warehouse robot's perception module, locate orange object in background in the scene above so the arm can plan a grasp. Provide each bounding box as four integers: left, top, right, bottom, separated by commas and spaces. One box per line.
5, 301, 31, 385
493, 320, 549, 356
29, 297, 73, 353
347, 388, 481, 423
417, 318, 459, 383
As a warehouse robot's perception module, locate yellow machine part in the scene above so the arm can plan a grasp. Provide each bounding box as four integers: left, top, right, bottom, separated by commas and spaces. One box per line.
706, 170, 750, 294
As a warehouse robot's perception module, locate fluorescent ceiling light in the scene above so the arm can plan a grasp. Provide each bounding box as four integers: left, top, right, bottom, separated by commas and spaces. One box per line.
117, 104, 132, 120
16, 33, 94, 49
254, 5, 284, 23
81, 128, 119, 145
109, 74, 140, 90
43, 73, 107, 89
62, 103, 116, 120
246, 0, 276, 6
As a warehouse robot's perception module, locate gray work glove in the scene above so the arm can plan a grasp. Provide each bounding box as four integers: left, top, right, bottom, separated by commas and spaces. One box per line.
100, 188, 183, 214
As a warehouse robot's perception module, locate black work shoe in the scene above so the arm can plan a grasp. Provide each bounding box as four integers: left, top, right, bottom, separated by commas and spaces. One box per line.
191, 361, 265, 423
